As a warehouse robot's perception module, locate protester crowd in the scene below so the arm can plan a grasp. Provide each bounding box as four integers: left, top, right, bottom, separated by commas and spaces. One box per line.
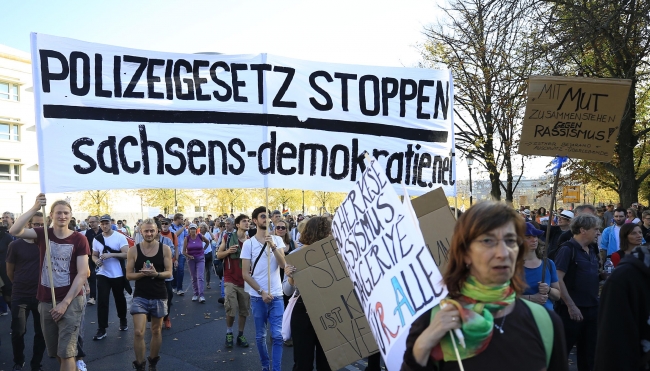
1, 195, 649, 371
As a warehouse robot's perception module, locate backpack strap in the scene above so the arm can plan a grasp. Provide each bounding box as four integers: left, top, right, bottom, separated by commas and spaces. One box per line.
521, 300, 553, 368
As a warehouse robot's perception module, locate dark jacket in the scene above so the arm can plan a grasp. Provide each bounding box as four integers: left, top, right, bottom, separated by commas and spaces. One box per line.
596, 249, 650, 370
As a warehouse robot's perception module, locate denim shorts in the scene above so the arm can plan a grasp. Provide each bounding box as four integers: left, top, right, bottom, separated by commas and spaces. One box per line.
130, 297, 167, 318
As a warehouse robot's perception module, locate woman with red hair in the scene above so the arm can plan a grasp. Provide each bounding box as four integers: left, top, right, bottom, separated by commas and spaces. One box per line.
401, 202, 568, 371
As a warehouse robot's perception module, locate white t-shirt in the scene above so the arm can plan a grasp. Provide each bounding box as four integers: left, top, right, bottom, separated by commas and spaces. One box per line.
92, 232, 128, 278
203, 232, 213, 254
241, 235, 286, 297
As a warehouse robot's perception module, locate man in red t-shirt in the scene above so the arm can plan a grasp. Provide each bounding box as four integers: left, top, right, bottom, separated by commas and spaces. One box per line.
10, 194, 89, 371
216, 214, 250, 348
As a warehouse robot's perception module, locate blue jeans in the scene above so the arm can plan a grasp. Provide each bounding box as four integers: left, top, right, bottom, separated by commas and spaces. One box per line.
173, 254, 186, 292
251, 296, 283, 371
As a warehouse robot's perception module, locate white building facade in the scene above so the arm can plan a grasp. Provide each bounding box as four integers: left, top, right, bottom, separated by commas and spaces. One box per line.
0, 45, 41, 215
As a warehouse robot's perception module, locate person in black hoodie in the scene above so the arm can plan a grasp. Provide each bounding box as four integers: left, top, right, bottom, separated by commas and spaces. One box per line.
595, 245, 650, 370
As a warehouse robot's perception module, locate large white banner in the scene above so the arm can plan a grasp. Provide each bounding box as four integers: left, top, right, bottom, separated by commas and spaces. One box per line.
331, 158, 447, 371
31, 33, 456, 195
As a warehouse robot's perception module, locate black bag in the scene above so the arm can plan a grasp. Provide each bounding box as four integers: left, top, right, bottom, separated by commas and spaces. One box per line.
95, 234, 132, 295
214, 259, 223, 278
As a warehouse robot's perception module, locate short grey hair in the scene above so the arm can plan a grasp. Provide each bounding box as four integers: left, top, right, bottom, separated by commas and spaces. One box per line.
570, 214, 601, 235
574, 204, 596, 215
2, 211, 14, 220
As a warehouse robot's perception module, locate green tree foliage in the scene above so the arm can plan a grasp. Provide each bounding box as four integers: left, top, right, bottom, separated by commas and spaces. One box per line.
202, 189, 261, 214
137, 189, 194, 215
308, 191, 346, 214
76, 190, 111, 216
268, 189, 303, 213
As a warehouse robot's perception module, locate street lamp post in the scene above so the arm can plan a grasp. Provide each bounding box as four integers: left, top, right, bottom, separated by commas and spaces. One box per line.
467, 154, 474, 206
302, 190, 305, 214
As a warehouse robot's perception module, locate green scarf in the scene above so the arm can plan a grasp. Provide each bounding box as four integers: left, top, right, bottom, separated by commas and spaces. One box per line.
430, 276, 516, 361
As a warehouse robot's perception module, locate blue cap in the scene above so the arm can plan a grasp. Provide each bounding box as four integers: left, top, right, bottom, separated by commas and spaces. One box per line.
525, 222, 544, 237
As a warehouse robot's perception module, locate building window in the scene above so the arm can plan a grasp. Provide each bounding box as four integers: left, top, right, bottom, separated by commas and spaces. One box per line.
0, 82, 19, 101
0, 122, 20, 141
0, 159, 20, 181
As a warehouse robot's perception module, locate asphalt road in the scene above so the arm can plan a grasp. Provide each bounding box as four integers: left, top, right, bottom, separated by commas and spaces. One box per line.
0, 264, 578, 371
0, 266, 376, 371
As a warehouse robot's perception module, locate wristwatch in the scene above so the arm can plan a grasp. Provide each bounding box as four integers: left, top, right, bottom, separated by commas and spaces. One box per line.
257, 288, 263, 295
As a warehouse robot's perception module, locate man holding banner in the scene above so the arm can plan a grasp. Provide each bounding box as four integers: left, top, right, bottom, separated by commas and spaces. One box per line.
241, 206, 286, 371
9, 194, 90, 371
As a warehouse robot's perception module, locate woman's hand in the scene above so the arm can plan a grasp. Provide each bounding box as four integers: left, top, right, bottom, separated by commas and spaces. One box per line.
528, 293, 548, 305
537, 282, 550, 295
285, 264, 296, 278
412, 304, 461, 366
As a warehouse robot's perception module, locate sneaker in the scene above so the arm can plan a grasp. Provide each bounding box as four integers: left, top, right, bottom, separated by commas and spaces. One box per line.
0, 311, 8, 316
172, 288, 177, 294
284, 339, 293, 347
31, 366, 45, 371
12, 363, 23, 370
218, 297, 225, 304
206, 284, 211, 289
87, 298, 96, 305
177, 290, 184, 296
120, 318, 128, 331
164, 317, 171, 329
76, 360, 87, 371
226, 333, 234, 348
191, 295, 198, 301
93, 328, 107, 340
236, 335, 249, 347
199, 296, 206, 303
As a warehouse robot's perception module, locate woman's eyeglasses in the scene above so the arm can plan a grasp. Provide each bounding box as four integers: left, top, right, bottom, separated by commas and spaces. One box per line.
275, 226, 287, 230
473, 236, 522, 248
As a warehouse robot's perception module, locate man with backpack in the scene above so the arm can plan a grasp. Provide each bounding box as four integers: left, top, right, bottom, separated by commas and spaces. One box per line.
555, 214, 603, 371
216, 214, 251, 348
91, 214, 129, 340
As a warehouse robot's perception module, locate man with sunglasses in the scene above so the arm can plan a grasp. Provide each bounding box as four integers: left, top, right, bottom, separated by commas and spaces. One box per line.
83, 216, 101, 305
6, 212, 46, 371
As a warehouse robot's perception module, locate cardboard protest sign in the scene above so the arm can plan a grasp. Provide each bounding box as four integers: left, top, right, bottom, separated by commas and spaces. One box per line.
285, 237, 379, 370
562, 185, 581, 203
518, 76, 632, 161
332, 159, 447, 371
410, 187, 456, 273
31, 33, 455, 196
285, 187, 454, 370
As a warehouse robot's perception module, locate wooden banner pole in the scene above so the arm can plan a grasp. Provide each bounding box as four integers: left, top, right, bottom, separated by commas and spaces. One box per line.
42, 205, 57, 307
266, 188, 271, 294
541, 158, 563, 282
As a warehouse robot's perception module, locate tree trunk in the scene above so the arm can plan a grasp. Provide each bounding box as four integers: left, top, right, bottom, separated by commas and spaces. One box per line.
504, 155, 514, 205
617, 81, 638, 207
